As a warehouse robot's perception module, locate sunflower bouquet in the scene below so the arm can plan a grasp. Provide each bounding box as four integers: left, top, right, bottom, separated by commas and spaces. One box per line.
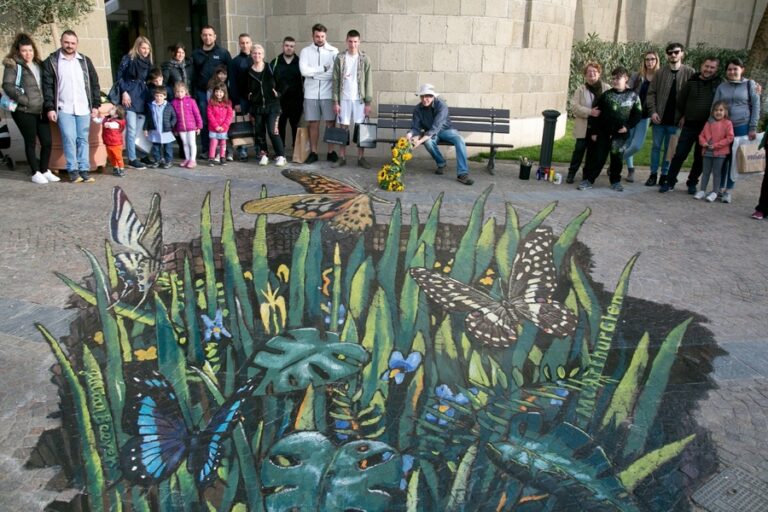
378, 137, 413, 192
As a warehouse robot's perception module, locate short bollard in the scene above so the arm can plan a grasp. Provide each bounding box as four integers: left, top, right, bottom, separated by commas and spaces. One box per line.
538, 109, 561, 173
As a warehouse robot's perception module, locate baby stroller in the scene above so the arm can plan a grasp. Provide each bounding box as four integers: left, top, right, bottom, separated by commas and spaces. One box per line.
0, 121, 15, 170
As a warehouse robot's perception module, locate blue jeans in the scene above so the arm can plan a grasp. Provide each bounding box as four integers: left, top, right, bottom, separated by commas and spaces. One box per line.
57, 112, 91, 177
152, 142, 173, 164
650, 124, 678, 174
124, 110, 147, 161
623, 117, 650, 168
423, 129, 468, 176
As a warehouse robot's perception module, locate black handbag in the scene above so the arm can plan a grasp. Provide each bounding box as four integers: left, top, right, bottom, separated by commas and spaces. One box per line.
229, 115, 254, 146
353, 117, 377, 148
107, 82, 120, 105
0, 123, 10, 150
324, 125, 350, 146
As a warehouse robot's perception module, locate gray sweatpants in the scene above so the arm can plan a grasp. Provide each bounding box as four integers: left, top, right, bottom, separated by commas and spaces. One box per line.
701, 156, 725, 193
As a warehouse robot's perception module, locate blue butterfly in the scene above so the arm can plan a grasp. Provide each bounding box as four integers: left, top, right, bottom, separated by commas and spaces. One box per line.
120, 367, 256, 489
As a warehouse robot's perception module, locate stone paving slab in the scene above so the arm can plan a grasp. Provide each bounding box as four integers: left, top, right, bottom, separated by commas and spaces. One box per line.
0, 155, 766, 509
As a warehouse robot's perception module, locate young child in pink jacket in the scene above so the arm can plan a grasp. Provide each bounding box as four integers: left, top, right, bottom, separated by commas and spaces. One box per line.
171, 82, 203, 168
696, 101, 734, 202
206, 83, 234, 166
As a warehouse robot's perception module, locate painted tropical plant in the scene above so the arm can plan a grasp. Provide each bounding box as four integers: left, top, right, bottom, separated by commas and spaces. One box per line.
39, 181, 706, 511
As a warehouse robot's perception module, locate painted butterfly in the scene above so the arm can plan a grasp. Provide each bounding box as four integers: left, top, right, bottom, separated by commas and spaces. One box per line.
409, 227, 577, 348
109, 187, 163, 305
241, 169, 390, 232
120, 367, 256, 488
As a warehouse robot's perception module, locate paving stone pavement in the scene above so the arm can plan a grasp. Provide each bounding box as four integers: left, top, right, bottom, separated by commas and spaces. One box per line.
0, 154, 766, 510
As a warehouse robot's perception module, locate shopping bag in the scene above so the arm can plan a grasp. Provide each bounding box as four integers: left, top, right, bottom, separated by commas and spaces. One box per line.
134, 114, 153, 154
292, 126, 310, 163
324, 125, 349, 146
736, 137, 765, 173
353, 117, 377, 148
0, 123, 10, 149
229, 115, 254, 147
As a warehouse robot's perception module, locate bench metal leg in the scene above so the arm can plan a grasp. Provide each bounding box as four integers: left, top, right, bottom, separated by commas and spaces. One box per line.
487, 147, 497, 175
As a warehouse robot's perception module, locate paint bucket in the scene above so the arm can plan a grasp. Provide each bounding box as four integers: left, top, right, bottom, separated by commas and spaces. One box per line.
519, 164, 532, 180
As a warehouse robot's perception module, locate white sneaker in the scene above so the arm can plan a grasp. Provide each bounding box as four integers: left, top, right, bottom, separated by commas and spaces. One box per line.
259, 154, 269, 166
721, 192, 732, 203
42, 170, 61, 182
31, 171, 48, 184
705, 192, 717, 203
275, 156, 287, 167
693, 190, 706, 200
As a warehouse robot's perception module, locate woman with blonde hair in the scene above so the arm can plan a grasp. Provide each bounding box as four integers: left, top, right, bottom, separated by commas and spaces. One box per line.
566, 61, 610, 183
2, 32, 56, 184
116, 36, 154, 169
622, 50, 659, 182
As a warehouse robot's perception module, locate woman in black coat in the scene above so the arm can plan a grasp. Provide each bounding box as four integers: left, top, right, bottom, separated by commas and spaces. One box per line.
116, 36, 154, 169
247, 44, 285, 166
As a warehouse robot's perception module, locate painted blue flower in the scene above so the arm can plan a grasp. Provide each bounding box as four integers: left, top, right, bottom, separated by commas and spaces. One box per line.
334, 419, 351, 441
380, 351, 422, 384
323, 302, 347, 327
400, 454, 415, 490
201, 309, 231, 342
550, 384, 570, 406
425, 384, 472, 425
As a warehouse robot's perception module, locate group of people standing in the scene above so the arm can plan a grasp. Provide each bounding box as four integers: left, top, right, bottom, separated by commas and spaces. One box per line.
568, 42, 768, 217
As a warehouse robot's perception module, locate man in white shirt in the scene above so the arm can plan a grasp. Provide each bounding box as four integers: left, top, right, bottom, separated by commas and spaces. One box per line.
41, 30, 101, 182
299, 23, 338, 164
331, 30, 373, 168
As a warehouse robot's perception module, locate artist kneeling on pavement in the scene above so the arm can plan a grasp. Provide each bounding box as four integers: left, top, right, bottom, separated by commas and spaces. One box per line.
406, 84, 473, 185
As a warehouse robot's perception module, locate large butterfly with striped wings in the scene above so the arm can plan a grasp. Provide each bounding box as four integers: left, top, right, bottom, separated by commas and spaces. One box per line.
120, 367, 256, 489
241, 169, 390, 232
409, 227, 577, 348
109, 187, 163, 305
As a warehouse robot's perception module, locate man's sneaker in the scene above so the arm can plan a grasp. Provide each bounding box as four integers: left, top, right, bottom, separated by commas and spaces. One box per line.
146, 160, 160, 169
457, 174, 474, 185
42, 170, 60, 182
31, 171, 48, 184
305, 152, 318, 164
706, 192, 718, 202
659, 183, 671, 193
644, 173, 657, 186
275, 156, 287, 167
358, 157, 371, 169
435, 166, 445, 175
721, 192, 732, 203
83, 177, 96, 183
566, 170, 576, 184
332, 157, 347, 168
611, 182, 624, 192
327, 151, 338, 163
72, 176, 84, 183
751, 210, 764, 220
160, 162, 172, 169
625, 168, 634, 183
208, 159, 217, 166
129, 159, 147, 170
141, 156, 156, 166
693, 190, 706, 200
687, 184, 697, 195
259, 154, 269, 166
237, 148, 249, 162
577, 180, 593, 190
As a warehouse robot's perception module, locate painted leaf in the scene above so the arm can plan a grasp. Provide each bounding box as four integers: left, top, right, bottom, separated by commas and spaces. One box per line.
251, 328, 369, 395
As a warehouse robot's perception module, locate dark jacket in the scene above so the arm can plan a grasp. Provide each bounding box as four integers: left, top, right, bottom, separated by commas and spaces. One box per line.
410, 97, 452, 137
2, 58, 44, 114
270, 54, 303, 102
676, 73, 723, 126
247, 65, 281, 114
41, 49, 101, 114
116, 54, 152, 113
161, 57, 193, 92
191, 45, 231, 94
143, 101, 177, 133
229, 51, 252, 111
588, 88, 642, 139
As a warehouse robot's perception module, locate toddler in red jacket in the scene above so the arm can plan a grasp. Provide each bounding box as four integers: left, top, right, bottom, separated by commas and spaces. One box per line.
102, 105, 127, 177
207, 84, 234, 166
696, 101, 734, 202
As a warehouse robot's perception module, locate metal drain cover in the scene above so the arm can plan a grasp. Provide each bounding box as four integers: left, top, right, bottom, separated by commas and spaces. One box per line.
692, 466, 768, 512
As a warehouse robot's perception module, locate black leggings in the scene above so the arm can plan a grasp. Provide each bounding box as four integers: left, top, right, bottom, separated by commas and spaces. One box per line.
279, 97, 302, 147
253, 105, 285, 157
11, 110, 51, 175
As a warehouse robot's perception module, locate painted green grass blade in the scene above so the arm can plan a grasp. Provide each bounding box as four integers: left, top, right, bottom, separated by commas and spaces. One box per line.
304, 222, 324, 324
82, 249, 127, 441
222, 180, 255, 334
38, 325, 105, 512
450, 185, 493, 283
398, 331, 426, 450
495, 203, 520, 284
553, 207, 591, 268
446, 443, 478, 512
360, 288, 395, 405
520, 201, 557, 238
200, 192, 218, 317
398, 243, 426, 352
55, 272, 154, 325
82, 346, 121, 482
377, 200, 402, 331
251, 185, 270, 305
623, 318, 693, 458
343, 236, 366, 305
348, 256, 374, 322
574, 253, 639, 429
403, 204, 421, 269
288, 223, 310, 328
472, 217, 496, 282
417, 192, 443, 264
330, 244, 342, 331
155, 295, 194, 428
182, 257, 204, 363
569, 260, 601, 345
600, 333, 651, 431
619, 434, 695, 491
433, 316, 464, 385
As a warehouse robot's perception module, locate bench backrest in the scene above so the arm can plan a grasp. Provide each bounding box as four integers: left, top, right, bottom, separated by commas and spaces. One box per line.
377, 104, 511, 140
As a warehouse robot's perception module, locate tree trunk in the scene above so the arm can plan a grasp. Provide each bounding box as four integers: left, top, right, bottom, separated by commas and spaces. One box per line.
749, 4, 768, 71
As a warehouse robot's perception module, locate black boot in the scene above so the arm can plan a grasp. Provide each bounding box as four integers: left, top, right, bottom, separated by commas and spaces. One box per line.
644, 173, 657, 186
566, 170, 577, 184
658, 174, 670, 193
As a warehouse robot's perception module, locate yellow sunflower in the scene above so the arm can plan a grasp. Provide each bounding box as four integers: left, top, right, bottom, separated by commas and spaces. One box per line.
403, 152, 413, 161
378, 169, 387, 181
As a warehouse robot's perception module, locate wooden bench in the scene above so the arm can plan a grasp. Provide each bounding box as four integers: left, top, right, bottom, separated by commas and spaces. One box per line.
376, 104, 515, 174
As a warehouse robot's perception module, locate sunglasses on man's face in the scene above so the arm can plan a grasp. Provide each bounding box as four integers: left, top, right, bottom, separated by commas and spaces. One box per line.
667, 50, 681, 56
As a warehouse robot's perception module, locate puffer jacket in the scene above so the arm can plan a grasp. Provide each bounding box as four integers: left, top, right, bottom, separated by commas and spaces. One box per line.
144, 101, 177, 133
102, 116, 125, 146
206, 100, 234, 132
570, 81, 610, 139
2, 58, 45, 114
162, 57, 193, 92
299, 42, 338, 100
172, 96, 202, 132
